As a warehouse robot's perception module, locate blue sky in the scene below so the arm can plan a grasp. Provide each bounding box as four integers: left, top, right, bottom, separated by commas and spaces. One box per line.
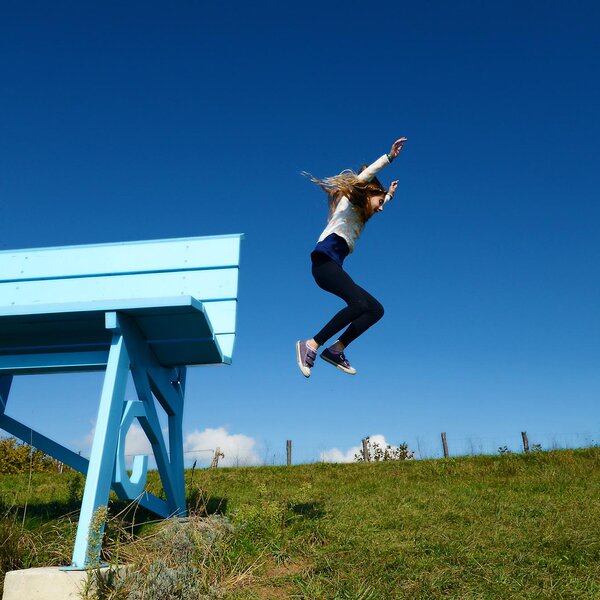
1, 1, 600, 465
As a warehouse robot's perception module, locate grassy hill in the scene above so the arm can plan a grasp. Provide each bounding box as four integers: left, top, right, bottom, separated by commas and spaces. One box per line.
2, 448, 600, 598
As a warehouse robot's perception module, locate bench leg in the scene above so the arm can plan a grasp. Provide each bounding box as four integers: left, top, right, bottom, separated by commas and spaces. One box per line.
71, 332, 130, 569
58, 310, 190, 569
115, 315, 187, 516
0, 375, 12, 416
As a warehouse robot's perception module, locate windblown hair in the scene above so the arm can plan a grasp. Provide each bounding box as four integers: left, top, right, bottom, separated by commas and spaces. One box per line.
303, 165, 386, 221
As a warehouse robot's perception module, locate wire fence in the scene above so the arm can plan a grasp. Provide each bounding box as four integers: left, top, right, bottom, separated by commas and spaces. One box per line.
4, 428, 600, 471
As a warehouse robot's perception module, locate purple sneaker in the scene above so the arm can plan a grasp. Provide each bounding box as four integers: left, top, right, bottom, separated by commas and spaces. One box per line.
320, 347, 357, 375
296, 340, 317, 378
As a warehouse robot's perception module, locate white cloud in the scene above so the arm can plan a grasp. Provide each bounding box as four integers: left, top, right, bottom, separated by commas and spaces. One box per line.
74, 422, 260, 468
184, 427, 260, 467
124, 423, 153, 458
320, 434, 391, 463
75, 421, 158, 467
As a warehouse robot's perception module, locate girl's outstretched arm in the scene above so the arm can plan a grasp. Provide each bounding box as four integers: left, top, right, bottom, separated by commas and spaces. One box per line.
388, 137, 408, 160
383, 180, 399, 205
357, 137, 408, 182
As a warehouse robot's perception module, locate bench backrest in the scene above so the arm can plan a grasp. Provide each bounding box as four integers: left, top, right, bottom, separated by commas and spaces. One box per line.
0, 234, 242, 361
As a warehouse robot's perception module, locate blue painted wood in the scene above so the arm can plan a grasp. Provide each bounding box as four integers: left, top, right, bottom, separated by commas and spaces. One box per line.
0, 296, 212, 317
0, 234, 242, 568
0, 268, 239, 306
0, 351, 110, 375
0, 234, 242, 281
0, 413, 89, 474
0, 354, 86, 477
113, 401, 150, 500
0, 298, 227, 370
0, 376, 12, 415
71, 329, 131, 568
118, 313, 186, 514
215, 334, 236, 362
203, 300, 237, 333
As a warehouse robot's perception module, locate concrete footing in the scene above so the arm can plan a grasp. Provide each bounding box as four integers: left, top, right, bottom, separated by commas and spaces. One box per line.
2, 566, 114, 600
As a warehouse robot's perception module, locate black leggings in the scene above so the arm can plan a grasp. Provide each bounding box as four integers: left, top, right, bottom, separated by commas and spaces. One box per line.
311, 254, 384, 348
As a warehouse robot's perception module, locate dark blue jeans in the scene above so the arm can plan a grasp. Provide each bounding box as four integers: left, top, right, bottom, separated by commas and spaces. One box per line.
311, 253, 384, 348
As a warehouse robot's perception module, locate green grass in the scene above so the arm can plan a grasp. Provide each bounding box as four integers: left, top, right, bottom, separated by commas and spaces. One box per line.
2, 449, 600, 598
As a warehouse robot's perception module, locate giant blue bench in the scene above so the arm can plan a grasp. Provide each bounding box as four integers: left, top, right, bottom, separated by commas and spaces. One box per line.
0, 234, 242, 568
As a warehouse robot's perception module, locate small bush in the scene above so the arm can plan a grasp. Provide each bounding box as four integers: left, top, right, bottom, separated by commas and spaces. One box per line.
0, 437, 57, 474
354, 437, 415, 462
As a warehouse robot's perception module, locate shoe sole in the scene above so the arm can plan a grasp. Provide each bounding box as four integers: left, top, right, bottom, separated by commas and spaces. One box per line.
320, 354, 357, 375
296, 341, 311, 378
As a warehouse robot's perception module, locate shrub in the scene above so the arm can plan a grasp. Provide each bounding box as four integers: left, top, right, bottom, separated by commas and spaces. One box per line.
354, 437, 415, 462
0, 437, 57, 474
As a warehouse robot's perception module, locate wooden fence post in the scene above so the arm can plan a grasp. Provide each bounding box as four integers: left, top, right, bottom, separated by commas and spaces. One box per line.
210, 447, 224, 468
361, 438, 370, 462
521, 431, 529, 453
286, 439, 292, 466
441, 432, 449, 458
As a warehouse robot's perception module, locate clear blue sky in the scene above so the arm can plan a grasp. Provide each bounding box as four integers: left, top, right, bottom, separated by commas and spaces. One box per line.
2, 1, 600, 464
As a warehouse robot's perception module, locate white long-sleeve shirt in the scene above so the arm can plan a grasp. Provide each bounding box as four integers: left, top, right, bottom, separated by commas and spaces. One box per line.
317, 154, 392, 253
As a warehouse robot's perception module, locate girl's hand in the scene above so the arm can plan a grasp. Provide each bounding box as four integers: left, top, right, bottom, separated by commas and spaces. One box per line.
388, 180, 399, 197
389, 137, 408, 159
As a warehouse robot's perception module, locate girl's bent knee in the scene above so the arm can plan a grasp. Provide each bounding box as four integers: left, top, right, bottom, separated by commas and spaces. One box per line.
372, 302, 384, 322
354, 298, 370, 314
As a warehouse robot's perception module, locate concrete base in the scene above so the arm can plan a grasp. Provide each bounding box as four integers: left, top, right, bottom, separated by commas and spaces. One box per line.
2, 566, 114, 600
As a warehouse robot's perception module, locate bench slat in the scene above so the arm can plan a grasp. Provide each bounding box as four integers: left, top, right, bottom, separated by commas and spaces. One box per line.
215, 333, 235, 360
0, 268, 238, 307
203, 300, 237, 335
0, 235, 242, 282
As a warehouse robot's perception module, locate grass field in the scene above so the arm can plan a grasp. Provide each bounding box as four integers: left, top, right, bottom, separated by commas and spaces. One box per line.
2, 448, 600, 598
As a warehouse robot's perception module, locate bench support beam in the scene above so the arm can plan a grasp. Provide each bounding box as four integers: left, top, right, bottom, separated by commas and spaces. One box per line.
0, 313, 188, 570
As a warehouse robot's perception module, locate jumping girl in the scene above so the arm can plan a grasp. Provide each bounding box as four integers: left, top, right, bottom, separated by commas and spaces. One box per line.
296, 137, 408, 377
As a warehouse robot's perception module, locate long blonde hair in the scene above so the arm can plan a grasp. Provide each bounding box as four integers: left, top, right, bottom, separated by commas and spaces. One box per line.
303, 166, 386, 221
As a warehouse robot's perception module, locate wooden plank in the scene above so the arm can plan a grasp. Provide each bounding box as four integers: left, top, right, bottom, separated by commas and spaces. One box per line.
150, 338, 223, 366
0, 298, 215, 350
0, 235, 242, 282
0, 296, 204, 318
0, 317, 111, 349
203, 300, 237, 334
215, 334, 235, 360
0, 268, 239, 307
0, 350, 110, 374
0, 413, 89, 474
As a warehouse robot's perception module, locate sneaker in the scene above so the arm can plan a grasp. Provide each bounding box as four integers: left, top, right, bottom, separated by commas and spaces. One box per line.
296, 340, 317, 378
320, 347, 357, 375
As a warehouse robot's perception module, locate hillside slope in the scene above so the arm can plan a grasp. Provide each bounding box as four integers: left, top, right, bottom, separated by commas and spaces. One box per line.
2, 449, 600, 598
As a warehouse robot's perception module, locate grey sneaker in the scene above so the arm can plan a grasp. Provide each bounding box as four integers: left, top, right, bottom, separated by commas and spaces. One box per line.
320, 347, 357, 375
296, 340, 317, 378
